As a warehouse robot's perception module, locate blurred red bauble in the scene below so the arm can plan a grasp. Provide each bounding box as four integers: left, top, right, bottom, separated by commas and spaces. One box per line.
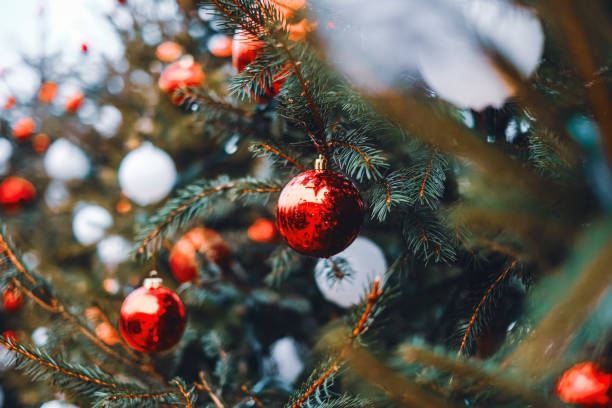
232, 31, 287, 98
38, 81, 58, 103
276, 163, 364, 257
12, 117, 35, 140
3, 288, 22, 313
248, 218, 278, 243
2, 330, 17, 342
119, 274, 186, 353
556, 362, 612, 405
65, 91, 85, 113
158, 58, 204, 93
118, 0, 126, 4
208, 34, 233, 58
32, 133, 51, 153
155, 41, 183, 62
268, 0, 306, 17
4, 96, 16, 109
169, 227, 232, 282
81, 43, 88, 52
0, 177, 36, 207
95, 322, 120, 346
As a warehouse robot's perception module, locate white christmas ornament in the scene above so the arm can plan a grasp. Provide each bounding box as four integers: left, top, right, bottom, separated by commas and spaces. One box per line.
40, 401, 78, 408
418, 0, 544, 110
97, 235, 131, 266
317, 0, 544, 110
45, 180, 70, 210
118, 142, 177, 206
0, 138, 13, 175
72, 203, 113, 245
43, 139, 90, 180
269, 337, 304, 384
314, 237, 387, 308
32, 327, 50, 347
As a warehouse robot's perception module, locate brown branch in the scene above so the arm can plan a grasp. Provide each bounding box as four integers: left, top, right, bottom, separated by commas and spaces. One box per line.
0, 232, 37, 286
238, 187, 282, 194
254, 143, 306, 171
241, 385, 265, 408
178, 88, 252, 118
137, 182, 236, 255
290, 360, 340, 408
0, 337, 119, 389
290, 280, 382, 408
198, 371, 225, 408
103, 391, 176, 403
174, 380, 193, 408
327, 141, 374, 169
351, 279, 383, 338
420, 147, 439, 198
457, 260, 518, 357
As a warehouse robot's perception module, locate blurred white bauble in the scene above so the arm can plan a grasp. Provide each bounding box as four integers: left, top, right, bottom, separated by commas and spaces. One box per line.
0, 138, 13, 165
418, 0, 544, 110
40, 401, 78, 408
118, 142, 177, 206
314, 237, 387, 308
72, 203, 113, 245
316, 0, 543, 110
43, 139, 90, 181
32, 327, 50, 347
270, 337, 304, 384
0, 345, 15, 371
97, 235, 131, 266
44, 180, 70, 210
94, 105, 122, 138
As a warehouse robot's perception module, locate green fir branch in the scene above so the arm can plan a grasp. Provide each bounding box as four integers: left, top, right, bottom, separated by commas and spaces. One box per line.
402, 206, 457, 264
264, 246, 303, 287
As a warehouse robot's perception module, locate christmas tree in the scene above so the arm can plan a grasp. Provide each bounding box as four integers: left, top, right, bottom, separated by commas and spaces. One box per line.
0, 0, 611, 407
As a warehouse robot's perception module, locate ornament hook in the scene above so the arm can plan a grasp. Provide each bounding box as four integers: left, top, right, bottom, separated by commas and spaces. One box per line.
314, 154, 327, 171
144, 270, 163, 289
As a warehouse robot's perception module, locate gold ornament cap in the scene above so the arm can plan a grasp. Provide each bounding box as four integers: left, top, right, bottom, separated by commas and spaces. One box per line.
314, 154, 327, 171
143, 270, 163, 289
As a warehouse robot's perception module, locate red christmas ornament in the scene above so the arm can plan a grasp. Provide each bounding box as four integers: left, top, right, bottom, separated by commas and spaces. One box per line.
248, 218, 278, 243
4, 96, 16, 109
208, 34, 233, 58
3, 288, 22, 313
32, 133, 51, 153
38, 81, 58, 103
65, 91, 85, 113
95, 322, 120, 346
556, 362, 612, 406
232, 31, 287, 99
169, 228, 232, 282
155, 41, 183, 62
2, 330, 17, 342
268, 0, 306, 18
118, 0, 127, 4
119, 272, 186, 353
12, 117, 35, 140
276, 156, 364, 257
81, 43, 88, 52
158, 57, 205, 93
0, 177, 36, 207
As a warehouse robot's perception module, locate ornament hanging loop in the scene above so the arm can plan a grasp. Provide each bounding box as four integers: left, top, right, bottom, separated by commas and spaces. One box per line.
144, 270, 163, 289
314, 154, 327, 171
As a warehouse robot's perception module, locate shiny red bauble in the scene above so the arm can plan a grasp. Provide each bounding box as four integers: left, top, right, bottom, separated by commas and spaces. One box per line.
556, 362, 612, 405
276, 168, 364, 257
3, 288, 22, 313
170, 228, 232, 282
119, 278, 186, 353
158, 58, 205, 93
12, 118, 35, 140
0, 177, 36, 206
65, 92, 85, 113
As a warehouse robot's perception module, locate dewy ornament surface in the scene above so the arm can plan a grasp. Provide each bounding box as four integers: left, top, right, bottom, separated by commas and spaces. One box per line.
119, 273, 186, 353
276, 162, 364, 258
